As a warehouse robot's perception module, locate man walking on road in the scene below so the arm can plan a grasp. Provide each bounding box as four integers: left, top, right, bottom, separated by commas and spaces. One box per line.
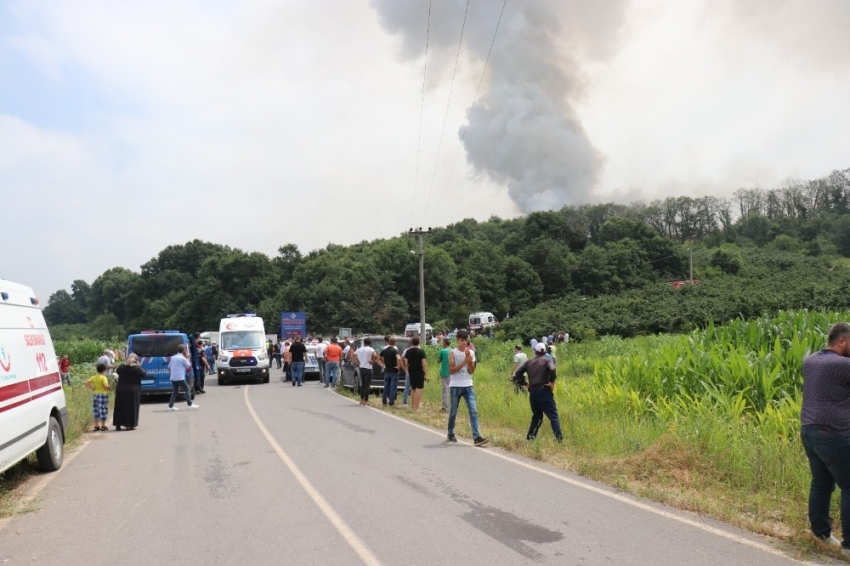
168, 344, 199, 411
379, 337, 402, 406
801, 322, 850, 552
514, 343, 562, 442
437, 337, 452, 412
447, 330, 488, 446
324, 337, 343, 388
289, 336, 307, 387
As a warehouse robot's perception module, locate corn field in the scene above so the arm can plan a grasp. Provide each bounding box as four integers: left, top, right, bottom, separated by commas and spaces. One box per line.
588, 310, 843, 440
54, 339, 124, 365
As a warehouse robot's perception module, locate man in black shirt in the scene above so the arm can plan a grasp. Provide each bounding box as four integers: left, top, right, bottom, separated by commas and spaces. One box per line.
801, 322, 850, 551
379, 337, 402, 407
289, 336, 308, 387
403, 337, 427, 412
513, 342, 561, 442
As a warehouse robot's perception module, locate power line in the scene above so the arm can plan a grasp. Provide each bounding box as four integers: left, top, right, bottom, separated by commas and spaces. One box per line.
421, 0, 471, 223
430, 0, 508, 225
409, 0, 433, 227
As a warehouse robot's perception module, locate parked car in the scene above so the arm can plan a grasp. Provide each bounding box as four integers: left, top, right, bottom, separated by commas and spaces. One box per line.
341, 335, 411, 392
304, 344, 321, 380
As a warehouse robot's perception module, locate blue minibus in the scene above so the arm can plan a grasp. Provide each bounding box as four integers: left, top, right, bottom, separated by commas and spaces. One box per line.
126, 331, 190, 394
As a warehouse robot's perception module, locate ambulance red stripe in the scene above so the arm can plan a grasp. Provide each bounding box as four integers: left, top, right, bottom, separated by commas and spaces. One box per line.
0, 372, 62, 412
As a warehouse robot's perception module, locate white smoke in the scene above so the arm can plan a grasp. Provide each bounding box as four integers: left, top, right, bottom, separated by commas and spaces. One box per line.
371, 0, 629, 212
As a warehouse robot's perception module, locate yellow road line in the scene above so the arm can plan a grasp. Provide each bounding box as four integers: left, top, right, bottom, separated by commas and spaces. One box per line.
331, 389, 811, 565
244, 386, 381, 566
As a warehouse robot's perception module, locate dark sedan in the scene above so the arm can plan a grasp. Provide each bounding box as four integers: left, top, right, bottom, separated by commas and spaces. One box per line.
341, 336, 411, 392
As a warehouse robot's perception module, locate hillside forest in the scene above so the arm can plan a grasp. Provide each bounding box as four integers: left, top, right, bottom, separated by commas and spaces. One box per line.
43, 168, 850, 341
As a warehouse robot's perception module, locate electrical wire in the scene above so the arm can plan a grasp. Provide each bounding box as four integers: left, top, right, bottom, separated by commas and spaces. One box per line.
421, 0, 470, 223
429, 0, 508, 225
409, 0, 433, 227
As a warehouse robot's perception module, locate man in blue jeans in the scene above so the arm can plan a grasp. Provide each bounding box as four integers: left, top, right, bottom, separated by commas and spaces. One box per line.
167, 344, 199, 411
379, 336, 402, 406
447, 330, 488, 446
801, 322, 850, 553
289, 336, 307, 387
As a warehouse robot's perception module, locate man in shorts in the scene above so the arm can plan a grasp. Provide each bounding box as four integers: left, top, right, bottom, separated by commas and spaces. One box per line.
403, 337, 427, 411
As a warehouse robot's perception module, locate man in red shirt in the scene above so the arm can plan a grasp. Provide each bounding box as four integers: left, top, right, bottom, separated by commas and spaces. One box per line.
323, 337, 343, 388
59, 354, 72, 387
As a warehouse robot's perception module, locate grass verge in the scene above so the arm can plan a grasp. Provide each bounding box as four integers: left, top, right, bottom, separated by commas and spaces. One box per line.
338, 354, 837, 561
0, 363, 104, 518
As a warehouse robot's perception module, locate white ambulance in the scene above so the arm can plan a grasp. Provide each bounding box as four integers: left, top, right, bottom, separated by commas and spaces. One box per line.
216, 314, 270, 385
0, 280, 67, 474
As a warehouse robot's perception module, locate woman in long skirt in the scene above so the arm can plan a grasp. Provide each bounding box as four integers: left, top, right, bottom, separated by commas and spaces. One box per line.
113, 354, 146, 431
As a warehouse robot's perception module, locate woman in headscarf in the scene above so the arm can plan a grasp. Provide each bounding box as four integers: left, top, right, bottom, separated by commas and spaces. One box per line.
113, 354, 146, 431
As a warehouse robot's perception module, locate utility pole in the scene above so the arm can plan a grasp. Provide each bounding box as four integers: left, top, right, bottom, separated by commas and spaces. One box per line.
689, 238, 694, 284
410, 228, 432, 340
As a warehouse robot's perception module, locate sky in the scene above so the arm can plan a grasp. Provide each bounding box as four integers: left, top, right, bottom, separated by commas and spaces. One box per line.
1, 0, 849, 300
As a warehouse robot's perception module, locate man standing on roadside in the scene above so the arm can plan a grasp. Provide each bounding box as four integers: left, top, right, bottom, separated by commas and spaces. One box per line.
447, 330, 488, 446
379, 337, 402, 406
205, 343, 215, 375
437, 337, 452, 412
97, 350, 114, 378
404, 336, 427, 411
355, 338, 379, 406
316, 337, 327, 386
324, 337, 343, 388
514, 343, 561, 442
168, 344, 199, 411
289, 336, 307, 387
801, 322, 850, 552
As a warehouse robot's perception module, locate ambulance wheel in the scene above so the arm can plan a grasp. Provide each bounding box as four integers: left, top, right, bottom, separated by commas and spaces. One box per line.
36, 416, 64, 472
218, 376, 228, 386
262, 375, 270, 384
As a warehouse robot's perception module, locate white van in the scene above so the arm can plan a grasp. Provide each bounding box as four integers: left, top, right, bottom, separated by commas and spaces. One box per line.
0, 280, 67, 474
216, 315, 270, 385
404, 322, 433, 341
468, 312, 499, 332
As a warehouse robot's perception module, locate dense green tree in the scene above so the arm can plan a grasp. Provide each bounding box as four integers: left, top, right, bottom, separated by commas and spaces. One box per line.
43, 290, 86, 325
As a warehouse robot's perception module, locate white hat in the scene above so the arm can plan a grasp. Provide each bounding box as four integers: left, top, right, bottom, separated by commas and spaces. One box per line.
534, 343, 546, 353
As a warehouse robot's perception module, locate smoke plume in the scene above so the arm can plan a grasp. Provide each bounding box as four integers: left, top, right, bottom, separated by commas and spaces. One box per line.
371, 0, 628, 212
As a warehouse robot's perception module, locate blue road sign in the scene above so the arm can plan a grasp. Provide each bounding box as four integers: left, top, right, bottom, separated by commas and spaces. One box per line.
281, 312, 306, 339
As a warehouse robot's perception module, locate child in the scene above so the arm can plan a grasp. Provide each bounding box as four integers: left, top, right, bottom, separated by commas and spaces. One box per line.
84, 363, 111, 431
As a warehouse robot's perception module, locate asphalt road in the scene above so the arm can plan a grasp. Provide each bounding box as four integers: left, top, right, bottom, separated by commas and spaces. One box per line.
0, 367, 826, 565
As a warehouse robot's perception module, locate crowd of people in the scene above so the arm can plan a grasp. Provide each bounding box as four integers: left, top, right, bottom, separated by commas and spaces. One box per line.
75, 327, 567, 448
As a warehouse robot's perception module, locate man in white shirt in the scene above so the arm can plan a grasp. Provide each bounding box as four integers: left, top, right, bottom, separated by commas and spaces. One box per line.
316, 338, 327, 386
96, 350, 114, 378
447, 330, 488, 446
168, 344, 199, 411
512, 345, 528, 374
354, 338, 379, 406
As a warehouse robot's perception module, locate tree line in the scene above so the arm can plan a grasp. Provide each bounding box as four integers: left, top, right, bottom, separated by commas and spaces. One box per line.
44, 168, 850, 341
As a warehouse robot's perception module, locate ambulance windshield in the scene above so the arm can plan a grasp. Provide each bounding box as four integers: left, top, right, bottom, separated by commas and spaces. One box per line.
220, 331, 265, 350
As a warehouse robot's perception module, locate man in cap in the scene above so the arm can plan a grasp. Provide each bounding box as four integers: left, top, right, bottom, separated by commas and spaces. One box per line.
513, 342, 562, 442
